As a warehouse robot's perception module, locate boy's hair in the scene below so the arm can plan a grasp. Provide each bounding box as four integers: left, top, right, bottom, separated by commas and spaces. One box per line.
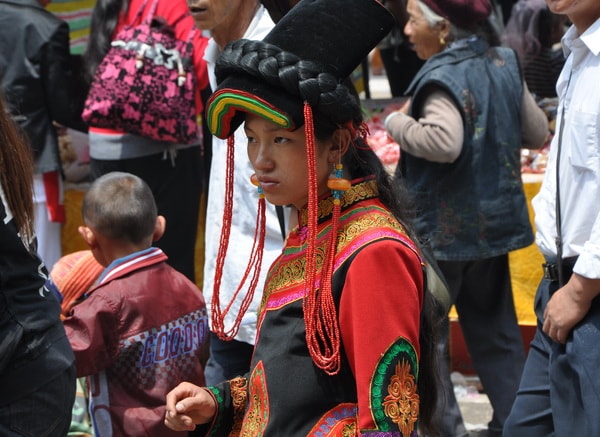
82, 172, 157, 245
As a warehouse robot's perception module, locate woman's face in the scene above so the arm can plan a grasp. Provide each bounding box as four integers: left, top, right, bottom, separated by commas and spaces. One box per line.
404, 0, 447, 60
245, 114, 336, 210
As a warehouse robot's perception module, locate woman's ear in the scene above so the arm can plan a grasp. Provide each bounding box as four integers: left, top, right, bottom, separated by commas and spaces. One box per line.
328, 128, 351, 163
436, 19, 451, 42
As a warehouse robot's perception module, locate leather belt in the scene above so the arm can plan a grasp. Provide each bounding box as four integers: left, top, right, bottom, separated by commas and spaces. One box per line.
542, 256, 578, 283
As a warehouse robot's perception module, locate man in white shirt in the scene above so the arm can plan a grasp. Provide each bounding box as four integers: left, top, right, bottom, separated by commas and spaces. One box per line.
505, 0, 600, 434
188, 0, 284, 385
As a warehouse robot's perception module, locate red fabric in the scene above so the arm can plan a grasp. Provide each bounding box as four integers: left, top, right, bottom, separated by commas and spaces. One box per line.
339, 239, 423, 432
42, 171, 65, 223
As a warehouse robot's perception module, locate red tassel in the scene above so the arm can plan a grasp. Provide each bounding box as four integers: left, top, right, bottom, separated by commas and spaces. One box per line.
302, 102, 341, 375
211, 136, 267, 341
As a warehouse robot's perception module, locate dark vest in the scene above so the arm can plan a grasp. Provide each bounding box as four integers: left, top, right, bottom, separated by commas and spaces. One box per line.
398, 37, 533, 261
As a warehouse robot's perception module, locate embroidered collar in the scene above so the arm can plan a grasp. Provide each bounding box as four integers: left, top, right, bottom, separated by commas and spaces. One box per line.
297, 177, 379, 227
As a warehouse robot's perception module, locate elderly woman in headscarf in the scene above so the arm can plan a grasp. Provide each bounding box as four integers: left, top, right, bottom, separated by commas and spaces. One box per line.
384, 0, 549, 435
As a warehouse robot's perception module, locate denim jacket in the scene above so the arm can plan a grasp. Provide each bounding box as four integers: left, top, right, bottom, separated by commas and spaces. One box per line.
398, 37, 534, 261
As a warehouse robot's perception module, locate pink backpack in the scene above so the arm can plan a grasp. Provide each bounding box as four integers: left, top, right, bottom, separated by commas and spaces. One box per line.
82, 0, 199, 144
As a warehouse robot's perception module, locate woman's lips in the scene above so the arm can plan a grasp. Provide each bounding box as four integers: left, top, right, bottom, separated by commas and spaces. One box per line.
257, 177, 279, 192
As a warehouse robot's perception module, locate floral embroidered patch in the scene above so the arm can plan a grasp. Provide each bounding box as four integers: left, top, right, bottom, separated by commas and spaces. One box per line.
229, 377, 248, 435
370, 337, 419, 436
240, 361, 269, 436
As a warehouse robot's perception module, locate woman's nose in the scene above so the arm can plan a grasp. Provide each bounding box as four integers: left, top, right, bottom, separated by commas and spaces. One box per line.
251, 143, 274, 171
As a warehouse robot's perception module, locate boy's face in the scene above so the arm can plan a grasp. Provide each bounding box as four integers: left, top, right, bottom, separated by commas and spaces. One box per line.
546, 0, 600, 31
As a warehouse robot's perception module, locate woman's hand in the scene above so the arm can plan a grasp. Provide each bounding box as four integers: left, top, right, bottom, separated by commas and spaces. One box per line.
164, 382, 217, 431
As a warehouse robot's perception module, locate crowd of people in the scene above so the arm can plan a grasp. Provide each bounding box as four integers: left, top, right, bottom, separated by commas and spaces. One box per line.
1, 0, 598, 436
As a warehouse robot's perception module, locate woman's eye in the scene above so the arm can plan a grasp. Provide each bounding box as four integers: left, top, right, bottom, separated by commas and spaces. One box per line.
246, 135, 256, 144
274, 136, 290, 144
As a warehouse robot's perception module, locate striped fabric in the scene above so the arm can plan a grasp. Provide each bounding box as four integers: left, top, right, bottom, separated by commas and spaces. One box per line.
46, 0, 95, 54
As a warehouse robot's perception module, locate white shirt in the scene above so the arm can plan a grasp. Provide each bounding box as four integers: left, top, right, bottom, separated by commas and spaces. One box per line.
532, 19, 600, 280
203, 6, 285, 344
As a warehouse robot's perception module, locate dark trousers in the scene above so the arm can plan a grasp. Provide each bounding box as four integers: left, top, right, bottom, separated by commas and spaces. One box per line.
0, 364, 75, 436
504, 278, 600, 436
203, 332, 254, 386
436, 255, 526, 436
379, 44, 424, 97
91, 147, 203, 282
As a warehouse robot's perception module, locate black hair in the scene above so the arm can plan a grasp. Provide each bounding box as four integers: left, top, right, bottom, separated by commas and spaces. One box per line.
83, 0, 129, 82
537, 7, 563, 48
82, 171, 157, 245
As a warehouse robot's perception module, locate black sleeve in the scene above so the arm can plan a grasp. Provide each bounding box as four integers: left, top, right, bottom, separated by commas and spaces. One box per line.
41, 21, 88, 133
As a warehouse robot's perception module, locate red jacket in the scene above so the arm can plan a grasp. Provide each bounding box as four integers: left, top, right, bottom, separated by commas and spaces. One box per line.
64, 248, 208, 437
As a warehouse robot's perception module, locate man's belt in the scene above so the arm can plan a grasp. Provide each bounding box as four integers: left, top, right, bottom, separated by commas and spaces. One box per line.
542, 256, 578, 283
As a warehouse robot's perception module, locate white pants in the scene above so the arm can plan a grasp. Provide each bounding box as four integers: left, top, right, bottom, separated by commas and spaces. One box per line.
34, 174, 62, 271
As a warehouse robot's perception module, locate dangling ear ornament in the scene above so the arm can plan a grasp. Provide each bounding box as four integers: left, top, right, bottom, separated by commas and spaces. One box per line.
250, 173, 264, 198
327, 164, 351, 205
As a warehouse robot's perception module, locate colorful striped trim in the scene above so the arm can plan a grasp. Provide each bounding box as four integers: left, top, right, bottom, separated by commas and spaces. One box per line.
98, 247, 166, 285
207, 89, 293, 138
307, 403, 358, 436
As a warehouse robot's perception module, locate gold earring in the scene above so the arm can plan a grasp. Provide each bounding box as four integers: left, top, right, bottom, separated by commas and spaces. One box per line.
439, 36, 446, 45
